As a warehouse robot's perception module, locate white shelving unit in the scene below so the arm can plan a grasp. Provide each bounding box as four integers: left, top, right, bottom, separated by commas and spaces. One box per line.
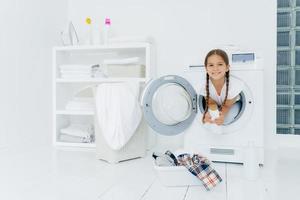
56, 77, 147, 83
52, 43, 153, 148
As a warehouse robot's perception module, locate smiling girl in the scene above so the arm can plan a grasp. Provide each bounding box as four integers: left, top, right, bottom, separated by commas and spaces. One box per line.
200, 49, 244, 125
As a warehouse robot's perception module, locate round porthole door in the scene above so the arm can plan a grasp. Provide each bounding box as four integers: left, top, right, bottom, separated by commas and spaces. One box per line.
198, 78, 254, 134
141, 75, 198, 136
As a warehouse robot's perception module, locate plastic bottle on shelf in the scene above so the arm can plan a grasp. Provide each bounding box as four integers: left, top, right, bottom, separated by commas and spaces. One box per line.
85, 17, 93, 45
103, 17, 111, 45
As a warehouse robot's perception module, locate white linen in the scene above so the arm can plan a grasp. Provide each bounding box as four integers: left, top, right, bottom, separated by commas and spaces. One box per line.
103, 57, 140, 65
59, 64, 93, 79
65, 97, 95, 111
95, 81, 142, 150
60, 70, 91, 74
59, 134, 94, 143
59, 64, 92, 70
60, 123, 94, 138
61, 74, 91, 79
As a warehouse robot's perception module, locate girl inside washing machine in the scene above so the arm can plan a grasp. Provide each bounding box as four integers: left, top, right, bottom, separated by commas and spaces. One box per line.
200, 49, 244, 125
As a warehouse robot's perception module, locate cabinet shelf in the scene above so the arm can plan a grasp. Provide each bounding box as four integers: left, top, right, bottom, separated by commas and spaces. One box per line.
56, 77, 147, 83
53, 43, 152, 149
53, 43, 150, 52
56, 110, 95, 115
55, 141, 96, 148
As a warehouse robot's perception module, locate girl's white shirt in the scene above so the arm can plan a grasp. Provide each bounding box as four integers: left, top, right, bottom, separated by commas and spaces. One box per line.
199, 75, 245, 105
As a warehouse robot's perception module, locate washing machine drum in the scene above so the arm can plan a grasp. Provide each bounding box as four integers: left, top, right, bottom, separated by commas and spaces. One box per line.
198, 82, 253, 134
152, 83, 192, 125
142, 75, 254, 136
142, 75, 198, 136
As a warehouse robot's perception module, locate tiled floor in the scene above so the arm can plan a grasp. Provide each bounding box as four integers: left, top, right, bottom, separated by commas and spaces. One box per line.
0, 145, 299, 200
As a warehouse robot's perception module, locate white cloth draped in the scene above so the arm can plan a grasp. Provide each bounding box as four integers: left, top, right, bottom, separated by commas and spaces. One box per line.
95, 82, 142, 150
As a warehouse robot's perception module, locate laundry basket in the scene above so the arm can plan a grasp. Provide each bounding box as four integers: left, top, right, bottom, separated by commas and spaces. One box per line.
153, 149, 203, 187
93, 84, 148, 164
95, 116, 147, 163
154, 164, 202, 187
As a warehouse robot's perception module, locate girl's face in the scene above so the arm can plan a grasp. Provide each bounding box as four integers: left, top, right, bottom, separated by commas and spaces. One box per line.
205, 54, 229, 81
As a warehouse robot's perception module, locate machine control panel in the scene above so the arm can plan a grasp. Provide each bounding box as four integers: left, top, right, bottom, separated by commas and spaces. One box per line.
232, 53, 255, 63
187, 52, 259, 71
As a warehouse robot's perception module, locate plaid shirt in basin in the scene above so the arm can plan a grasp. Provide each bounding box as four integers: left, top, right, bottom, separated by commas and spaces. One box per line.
177, 153, 222, 191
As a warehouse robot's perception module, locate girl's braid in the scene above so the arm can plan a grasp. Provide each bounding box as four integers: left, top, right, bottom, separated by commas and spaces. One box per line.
202, 73, 210, 123
221, 71, 230, 110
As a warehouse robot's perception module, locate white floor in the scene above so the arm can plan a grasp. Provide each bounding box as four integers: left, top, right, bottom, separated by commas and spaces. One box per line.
0, 145, 299, 200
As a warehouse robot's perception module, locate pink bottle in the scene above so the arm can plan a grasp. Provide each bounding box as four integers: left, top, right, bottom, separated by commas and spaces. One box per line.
103, 17, 111, 45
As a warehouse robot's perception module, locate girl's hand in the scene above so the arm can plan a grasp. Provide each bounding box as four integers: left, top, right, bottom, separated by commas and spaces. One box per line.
214, 111, 225, 125
203, 112, 213, 123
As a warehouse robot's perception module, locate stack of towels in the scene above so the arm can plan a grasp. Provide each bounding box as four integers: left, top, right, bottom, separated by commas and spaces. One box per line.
60, 123, 95, 143
102, 57, 144, 78
60, 64, 92, 79
65, 97, 95, 112
102, 57, 140, 65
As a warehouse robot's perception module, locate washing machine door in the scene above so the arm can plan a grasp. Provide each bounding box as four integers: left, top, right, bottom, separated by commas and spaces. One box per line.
141, 75, 198, 136
198, 75, 254, 134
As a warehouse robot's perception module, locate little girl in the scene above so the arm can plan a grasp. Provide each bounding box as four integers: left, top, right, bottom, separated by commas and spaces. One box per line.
200, 49, 244, 125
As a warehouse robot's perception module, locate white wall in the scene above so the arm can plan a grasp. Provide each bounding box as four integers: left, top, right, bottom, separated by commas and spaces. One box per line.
15, 0, 68, 147
68, 0, 278, 149
0, 0, 68, 149
2, 0, 294, 151
0, 1, 18, 149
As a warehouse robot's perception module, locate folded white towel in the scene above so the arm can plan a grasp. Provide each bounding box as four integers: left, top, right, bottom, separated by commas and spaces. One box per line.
103, 57, 140, 65
60, 123, 94, 138
105, 64, 145, 78
61, 74, 91, 79
60, 70, 91, 74
93, 71, 107, 78
59, 134, 94, 143
59, 64, 92, 70
65, 104, 95, 111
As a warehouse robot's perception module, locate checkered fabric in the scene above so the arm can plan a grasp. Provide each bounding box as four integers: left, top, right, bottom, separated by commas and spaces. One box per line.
177, 153, 222, 191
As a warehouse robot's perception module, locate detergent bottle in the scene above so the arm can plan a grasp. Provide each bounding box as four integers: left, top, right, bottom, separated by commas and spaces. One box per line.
85, 17, 93, 45
203, 102, 222, 134
208, 103, 219, 121
103, 17, 111, 45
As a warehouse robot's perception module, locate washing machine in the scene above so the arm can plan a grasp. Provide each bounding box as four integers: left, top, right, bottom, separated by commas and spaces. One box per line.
141, 52, 264, 164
